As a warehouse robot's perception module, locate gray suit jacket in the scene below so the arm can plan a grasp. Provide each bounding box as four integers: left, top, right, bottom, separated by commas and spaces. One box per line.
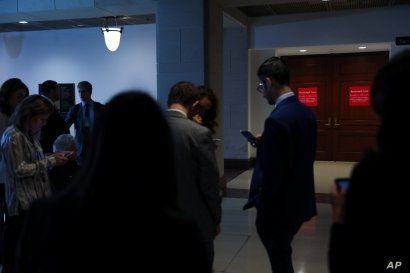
166, 110, 221, 242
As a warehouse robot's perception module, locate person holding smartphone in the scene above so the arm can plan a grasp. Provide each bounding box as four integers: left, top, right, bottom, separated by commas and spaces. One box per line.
328, 50, 410, 273
0, 95, 68, 273
243, 57, 317, 273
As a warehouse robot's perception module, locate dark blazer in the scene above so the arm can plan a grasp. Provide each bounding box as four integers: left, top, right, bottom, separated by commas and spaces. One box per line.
65, 101, 104, 161
165, 110, 221, 242
40, 108, 69, 154
244, 95, 317, 225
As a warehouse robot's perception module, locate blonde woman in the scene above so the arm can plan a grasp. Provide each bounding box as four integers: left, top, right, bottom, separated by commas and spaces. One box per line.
0, 95, 68, 273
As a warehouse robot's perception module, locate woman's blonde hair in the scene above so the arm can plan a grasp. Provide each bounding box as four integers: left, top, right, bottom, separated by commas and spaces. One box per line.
10, 95, 54, 132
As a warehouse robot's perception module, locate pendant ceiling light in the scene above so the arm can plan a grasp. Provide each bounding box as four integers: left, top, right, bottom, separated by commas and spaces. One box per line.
101, 17, 123, 52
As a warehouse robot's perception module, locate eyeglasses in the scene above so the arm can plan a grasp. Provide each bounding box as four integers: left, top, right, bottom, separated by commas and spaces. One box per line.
257, 82, 265, 94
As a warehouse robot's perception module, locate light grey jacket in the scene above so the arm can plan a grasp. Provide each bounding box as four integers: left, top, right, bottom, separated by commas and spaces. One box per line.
166, 110, 221, 242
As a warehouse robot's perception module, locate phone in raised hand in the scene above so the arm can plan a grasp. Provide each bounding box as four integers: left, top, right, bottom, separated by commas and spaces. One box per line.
335, 178, 350, 192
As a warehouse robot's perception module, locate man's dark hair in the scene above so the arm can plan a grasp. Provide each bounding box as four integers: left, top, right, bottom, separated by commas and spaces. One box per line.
40, 80, 58, 97
257, 57, 290, 86
78, 81, 93, 93
167, 81, 200, 107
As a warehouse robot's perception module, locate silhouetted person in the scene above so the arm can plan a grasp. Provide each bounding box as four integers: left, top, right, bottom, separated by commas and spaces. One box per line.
39, 80, 69, 154
329, 50, 410, 273
65, 81, 103, 164
165, 82, 221, 271
1, 95, 68, 273
49, 134, 78, 194
16, 92, 209, 273
244, 57, 317, 273
0, 78, 29, 267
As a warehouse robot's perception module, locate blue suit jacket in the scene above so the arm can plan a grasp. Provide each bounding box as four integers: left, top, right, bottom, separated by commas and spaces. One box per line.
244, 95, 317, 225
65, 102, 104, 161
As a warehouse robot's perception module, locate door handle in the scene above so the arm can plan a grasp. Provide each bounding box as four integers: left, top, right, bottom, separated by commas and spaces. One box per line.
324, 117, 332, 128
334, 117, 341, 128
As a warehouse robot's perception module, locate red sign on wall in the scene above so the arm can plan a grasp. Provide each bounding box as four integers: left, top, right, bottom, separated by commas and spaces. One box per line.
349, 86, 370, 107
298, 87, 318, 107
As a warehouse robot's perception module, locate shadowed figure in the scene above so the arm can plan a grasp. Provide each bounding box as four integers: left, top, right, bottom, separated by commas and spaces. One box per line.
329, 50, 410, 273
16, 91, 209, 273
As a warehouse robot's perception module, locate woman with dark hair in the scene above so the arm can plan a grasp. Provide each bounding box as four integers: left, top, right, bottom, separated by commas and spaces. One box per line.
16, 92, 209, 273
0, 78, 29, 131
191, 86, 218, 134
0, 95, 68, 273
329, 50, 410, 273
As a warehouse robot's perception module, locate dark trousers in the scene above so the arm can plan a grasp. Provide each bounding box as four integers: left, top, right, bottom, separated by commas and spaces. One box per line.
256, 211, 302, 273
203, 240, 214, 273
3, 211, 26, 273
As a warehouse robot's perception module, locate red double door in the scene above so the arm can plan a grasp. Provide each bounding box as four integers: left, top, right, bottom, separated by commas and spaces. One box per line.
282, 52, 389, 161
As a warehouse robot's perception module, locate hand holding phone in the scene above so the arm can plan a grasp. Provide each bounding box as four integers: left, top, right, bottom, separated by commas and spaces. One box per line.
335, 178, 350, 192
332, 178, 350, 224
240, 130, 258, 147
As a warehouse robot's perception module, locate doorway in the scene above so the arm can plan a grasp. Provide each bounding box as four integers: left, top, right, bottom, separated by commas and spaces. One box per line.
282, 52, 389, 161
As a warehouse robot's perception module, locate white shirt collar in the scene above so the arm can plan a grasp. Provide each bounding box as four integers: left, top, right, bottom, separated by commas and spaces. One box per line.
167, 108, 187, 118
275, 91, 295, 107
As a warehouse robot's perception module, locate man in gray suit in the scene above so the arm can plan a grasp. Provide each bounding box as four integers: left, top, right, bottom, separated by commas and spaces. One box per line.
165, 81, 221, 272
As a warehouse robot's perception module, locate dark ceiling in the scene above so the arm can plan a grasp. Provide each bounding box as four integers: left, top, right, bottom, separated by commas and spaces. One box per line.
1, 0, 409, 32
0, 14, 155, 33
239, 0, 410, 17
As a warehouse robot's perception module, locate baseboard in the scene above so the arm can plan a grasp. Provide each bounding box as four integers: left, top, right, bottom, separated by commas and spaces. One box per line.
224, 158, 255, 169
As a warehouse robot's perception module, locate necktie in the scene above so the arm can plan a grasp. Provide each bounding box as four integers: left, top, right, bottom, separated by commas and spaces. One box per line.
85, 103, 90, 118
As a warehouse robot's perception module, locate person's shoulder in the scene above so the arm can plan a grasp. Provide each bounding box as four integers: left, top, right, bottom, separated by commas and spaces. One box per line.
274, 99, 315, 122
186, 119, 212, 138
68, 103, 81, 111
2, 126, 23, 142
93, 101, 104, 108
353, 151, 382, 171
350, 151, 383, 188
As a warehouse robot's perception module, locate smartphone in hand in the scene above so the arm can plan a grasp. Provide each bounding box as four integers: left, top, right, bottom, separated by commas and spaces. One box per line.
335, 178, 350, 192
240, 130, 258, 147
60, 151, 74, 159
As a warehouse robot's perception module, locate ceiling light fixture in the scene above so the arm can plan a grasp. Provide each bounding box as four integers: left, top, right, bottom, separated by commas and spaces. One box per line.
18, 21, 28, 24
358, 46, 367, 50
101, 17, 123, 52
299, 49, 307, 53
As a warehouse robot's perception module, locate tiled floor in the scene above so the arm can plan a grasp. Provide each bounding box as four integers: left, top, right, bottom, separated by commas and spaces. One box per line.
214, 198, 332, 273
215, 161, 353, 273
226, 161, 356, 194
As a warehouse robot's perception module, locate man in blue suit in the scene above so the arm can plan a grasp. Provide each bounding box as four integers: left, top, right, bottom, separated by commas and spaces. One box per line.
244, 57, 317, 273
65, 81, 104, 164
